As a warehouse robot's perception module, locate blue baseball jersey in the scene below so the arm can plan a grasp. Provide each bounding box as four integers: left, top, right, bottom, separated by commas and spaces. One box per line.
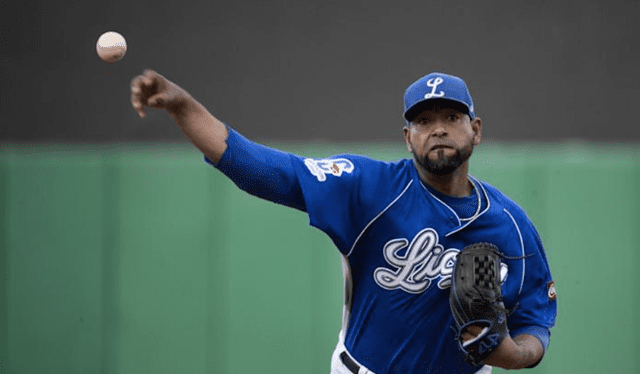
207, 127, 557, 374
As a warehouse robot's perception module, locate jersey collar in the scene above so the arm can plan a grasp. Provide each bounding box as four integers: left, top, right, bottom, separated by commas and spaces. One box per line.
415, 172, 491, 236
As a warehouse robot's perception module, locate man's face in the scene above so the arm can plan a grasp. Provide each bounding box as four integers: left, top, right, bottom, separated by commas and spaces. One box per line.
404, 101, 482, 176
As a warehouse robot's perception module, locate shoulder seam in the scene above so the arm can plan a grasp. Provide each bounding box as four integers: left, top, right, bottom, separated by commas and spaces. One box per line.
347, 180, 414, 257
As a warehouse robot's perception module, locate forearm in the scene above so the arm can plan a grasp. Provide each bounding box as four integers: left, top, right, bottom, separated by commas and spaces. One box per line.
130, 69, 230, 162
171, 97, 229, 163
130, 69, 304, 208
484, 333, 543, 370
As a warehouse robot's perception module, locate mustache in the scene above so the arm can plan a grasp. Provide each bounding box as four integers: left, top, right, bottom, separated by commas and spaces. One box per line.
429, 142, 457, 151
412, 143, 475, 176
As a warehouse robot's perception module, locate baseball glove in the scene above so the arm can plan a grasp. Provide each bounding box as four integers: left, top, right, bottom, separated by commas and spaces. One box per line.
449, 242, 509, 366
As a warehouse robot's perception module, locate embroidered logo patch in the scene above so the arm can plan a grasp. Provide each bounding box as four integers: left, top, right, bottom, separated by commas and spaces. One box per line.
424, 77, 445, 99
547, 281, 557, 301
304, 158, 354, 182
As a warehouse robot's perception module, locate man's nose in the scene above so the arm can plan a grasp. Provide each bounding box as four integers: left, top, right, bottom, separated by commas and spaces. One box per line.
431, 121, 448, 137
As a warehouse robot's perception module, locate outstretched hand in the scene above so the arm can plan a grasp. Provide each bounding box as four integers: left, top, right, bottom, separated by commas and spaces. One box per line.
129, 69, 229, 162
130, 70, 192, 118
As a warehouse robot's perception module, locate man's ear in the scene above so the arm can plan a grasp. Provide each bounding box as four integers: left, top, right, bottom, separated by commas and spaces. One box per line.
403, 125, 413, 153
471, 117, 482, 145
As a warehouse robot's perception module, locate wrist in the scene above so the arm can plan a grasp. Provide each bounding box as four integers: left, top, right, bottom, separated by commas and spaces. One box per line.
484, 333, 543, 370
169, 93, 198, 119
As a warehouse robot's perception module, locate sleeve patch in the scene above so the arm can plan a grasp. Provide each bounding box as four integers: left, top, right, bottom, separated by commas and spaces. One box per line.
547, 281, 557, 301
304, 158, 355, 182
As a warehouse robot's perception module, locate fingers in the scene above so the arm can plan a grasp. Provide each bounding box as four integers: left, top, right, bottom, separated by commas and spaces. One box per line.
461, 325, 485, 342
142, 69, 158, 88
130, 69, 186, 117
461, 330, 475, 342
130, 75, 147, 118
466, 326, 484, 335
147, 92, 167, 107
130, 69, 161, 118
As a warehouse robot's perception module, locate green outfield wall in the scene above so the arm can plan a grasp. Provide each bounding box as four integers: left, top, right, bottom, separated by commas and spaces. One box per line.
1, 141, 638, 374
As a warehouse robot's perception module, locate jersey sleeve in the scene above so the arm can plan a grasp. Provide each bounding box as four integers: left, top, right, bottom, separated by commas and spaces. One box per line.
504, 211, 557, 361
206, 126, 306, 211
206, 126, 398, 255
288, 153, 383, 255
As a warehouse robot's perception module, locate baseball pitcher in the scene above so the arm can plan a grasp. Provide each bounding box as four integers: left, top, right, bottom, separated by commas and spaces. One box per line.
130, 70, 557, 373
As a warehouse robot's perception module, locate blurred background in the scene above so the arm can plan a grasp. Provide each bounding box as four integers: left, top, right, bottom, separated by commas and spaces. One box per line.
1, 0, 639, 373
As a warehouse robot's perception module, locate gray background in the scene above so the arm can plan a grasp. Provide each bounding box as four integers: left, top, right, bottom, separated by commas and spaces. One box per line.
2, 0, 639, 143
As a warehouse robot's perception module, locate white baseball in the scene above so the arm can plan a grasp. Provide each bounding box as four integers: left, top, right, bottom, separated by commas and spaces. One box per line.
96, 31, 127, 63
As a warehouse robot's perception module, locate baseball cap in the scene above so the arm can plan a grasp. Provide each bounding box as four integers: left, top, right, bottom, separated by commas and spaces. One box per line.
403, 72, 475, 122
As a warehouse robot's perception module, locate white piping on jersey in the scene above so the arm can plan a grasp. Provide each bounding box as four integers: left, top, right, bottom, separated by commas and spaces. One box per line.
418, 175, 491, 237
445, 175, 491, 237
346, 180, 414, 257
419, 181, 461, 226
503, 208, 526, 296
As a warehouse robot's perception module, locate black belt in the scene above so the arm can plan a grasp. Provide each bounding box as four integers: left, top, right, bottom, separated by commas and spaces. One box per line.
340, 351, 361, 374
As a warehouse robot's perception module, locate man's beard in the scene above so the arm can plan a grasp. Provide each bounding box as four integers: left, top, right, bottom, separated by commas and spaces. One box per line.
413, 143, 474, 176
